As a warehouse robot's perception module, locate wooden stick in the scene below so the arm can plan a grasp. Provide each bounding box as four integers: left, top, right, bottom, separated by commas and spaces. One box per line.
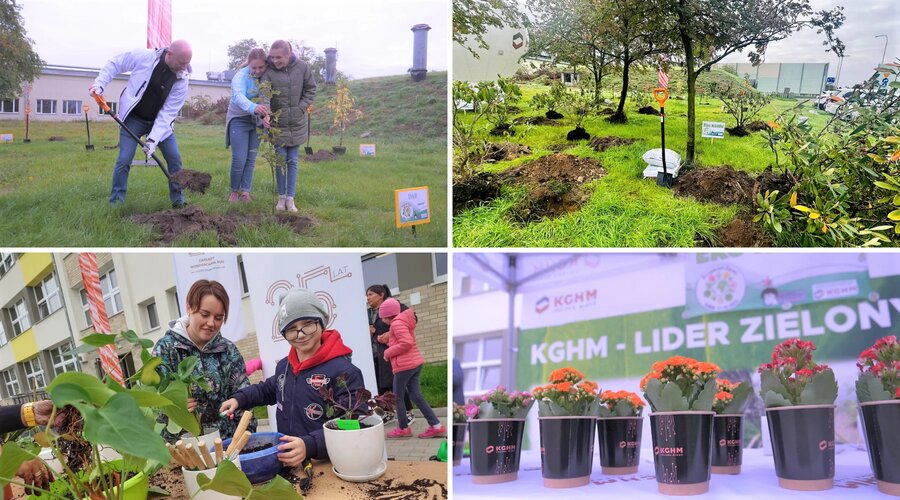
166, 444, 187, 468
184, 443, 206, 470
225, 411, 254, 456
214, 438, 224, 464
199, 440, 216, 469
228, 432, 251, 461
175, 440, 191, 469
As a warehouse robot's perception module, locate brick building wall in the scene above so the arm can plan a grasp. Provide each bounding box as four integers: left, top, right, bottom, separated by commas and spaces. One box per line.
394, 282, 447, 364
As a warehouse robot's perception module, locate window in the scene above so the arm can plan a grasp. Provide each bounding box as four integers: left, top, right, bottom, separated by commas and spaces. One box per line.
36, 99, 56, 114
3, 369, 20, 398
80, 269, 123, 327
8, 298, 32, 336
33, 273, 62, 319
0, 253, 16, 277
62, 100, 83, 115
0, 99, 19, 114
49, 342, 81, 376
0, 321, 6, 346
99, 102, 117, 115
22, 357, 46, 391
456, 335, 504, 398
146, 301, 159, 329
433, 253, 448, 283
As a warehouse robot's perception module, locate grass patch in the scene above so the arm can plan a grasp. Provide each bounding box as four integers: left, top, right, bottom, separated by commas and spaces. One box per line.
0, 73, 446, 247
454, 84, 830, 247
420, 362, 447, 409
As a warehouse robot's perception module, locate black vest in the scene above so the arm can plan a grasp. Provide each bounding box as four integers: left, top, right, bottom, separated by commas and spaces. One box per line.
132, 50, 178, 121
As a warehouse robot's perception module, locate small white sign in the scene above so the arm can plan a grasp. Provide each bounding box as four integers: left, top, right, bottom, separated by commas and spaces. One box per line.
701, 121, 725, 139
394, 186, 430, 228
0, 134, 12, 143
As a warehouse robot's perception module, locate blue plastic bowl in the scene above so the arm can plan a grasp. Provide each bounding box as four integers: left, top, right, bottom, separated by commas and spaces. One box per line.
220, 431, 285, 484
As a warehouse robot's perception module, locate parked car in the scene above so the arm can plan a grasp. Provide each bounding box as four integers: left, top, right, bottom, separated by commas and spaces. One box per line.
815, 90, 841, 110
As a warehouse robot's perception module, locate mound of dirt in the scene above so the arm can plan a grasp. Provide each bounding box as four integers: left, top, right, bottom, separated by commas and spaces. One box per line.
598, 107, 616, 115
130, 205, 314, 246
48, 136, 66, 141
566, 127, 590, 141
546, 110, 564, 119
715, 216, 773, 247
754, 166, 794, 199
638, 106, 660, 115
673, 165, 756, 205
170, 169, 212, 194
500, 153, 606, 222
489, 124, 515, 136
547, 143, 573, 153
589, 136, 635, 153
726, 126, 750, 137
483, 142, 532, 163
303, 149, 338, 162
745, 120, 770, 132
513, 116, 565, 126
453, 170, 501, 215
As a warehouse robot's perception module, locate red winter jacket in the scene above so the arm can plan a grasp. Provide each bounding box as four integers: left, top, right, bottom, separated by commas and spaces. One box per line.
378, 308, 424, 374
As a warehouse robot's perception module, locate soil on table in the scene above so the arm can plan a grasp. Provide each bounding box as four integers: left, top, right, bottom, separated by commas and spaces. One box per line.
499, 153, 606, 222
364, 477, 447, 500
170, 169, 212, 194
303, 149, 338, 162
566, 127, 590, 141
513, 116, 565, 126
588, 136, 635, 153
130, 205, 314, 246
673, 165, 756, 205
453, 171, 501, 215
637, 106, 660, 115
483, 142, 532, 163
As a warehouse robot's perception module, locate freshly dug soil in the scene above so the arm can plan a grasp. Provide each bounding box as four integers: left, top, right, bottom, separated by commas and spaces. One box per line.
637, 106, 660, 115
513, 116, 565, 126
48, 136, 66, 141
753, 166, 794, 198
303, 149, 338, 162
598, 107, 616, 115
715, 216, 774, 247
149, 463, 186, 498
547, 143, 573, 153
545, 110, 564, 119
725, 126, 750, 137
131, 205, 314, 246
453, 171, 501, 215
588, 136, 635, 153
483, 142, 532, 163
499, 153, 606, 222
566, 127, 590, 141
673, 165, 756, 205
170, 169, 212, 194
489, 123, 515, 136
242, 443, 276, 454
745, 120, 770, 132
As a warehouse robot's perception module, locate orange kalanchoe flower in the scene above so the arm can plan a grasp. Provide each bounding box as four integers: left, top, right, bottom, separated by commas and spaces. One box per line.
549, 367, 586, 384
715, 391, 733, 401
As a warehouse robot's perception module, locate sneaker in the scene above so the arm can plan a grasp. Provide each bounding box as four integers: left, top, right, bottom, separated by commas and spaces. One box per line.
380, 411, 395, 424
228, 192, 239, 203
418, 425, 446, 439
172, 201, 187, 209
387, 427, 412, 438
406, 411, 416, 425
275, 196, 286, 211
239, 192, 252, 202
285, 197, 298, 212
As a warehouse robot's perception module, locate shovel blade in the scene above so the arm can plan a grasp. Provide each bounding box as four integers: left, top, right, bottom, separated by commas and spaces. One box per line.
656, 172, 674, 188
85, 145, 94, 151
304, 147, 314, 155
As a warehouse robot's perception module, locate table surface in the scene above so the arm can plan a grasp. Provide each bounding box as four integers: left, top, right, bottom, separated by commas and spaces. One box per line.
453, 445, 883, 498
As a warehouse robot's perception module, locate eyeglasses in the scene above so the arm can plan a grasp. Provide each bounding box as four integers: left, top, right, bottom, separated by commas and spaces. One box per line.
282, 322, 319, 341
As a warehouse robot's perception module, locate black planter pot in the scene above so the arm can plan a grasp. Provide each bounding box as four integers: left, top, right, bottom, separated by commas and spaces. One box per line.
712, 415, 744, 474
539, 416, 595, 488
859, 400, 900, 496
766, 404, 835, 491
332, 146, 347, 155
453, 423, 466, 467
468, 418, 526, 484
649, 411, 714, 495
596, 416, 643, 475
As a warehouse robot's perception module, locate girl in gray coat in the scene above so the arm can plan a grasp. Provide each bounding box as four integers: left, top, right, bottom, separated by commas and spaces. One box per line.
261, 40, 317, 212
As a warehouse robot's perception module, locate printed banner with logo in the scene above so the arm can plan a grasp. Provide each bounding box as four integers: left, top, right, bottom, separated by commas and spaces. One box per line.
172, 253, 246, 342
242, 254, 375, 429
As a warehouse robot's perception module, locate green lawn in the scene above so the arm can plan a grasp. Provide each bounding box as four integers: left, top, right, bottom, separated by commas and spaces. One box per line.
420, 362, 448, 409
0, 73, 447, 247
454, 84, 831, 247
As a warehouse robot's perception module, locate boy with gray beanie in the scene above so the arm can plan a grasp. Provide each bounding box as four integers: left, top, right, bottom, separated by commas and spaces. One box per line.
219, 288, 365, 467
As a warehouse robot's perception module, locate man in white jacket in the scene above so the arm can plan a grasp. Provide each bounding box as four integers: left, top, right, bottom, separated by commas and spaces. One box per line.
91, 40, 193, 208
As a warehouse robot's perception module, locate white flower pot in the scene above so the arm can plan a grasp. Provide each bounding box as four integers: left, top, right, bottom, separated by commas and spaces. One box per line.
323, 414, 387, 481
180, 428, 221, 452
182, 457, 242, 500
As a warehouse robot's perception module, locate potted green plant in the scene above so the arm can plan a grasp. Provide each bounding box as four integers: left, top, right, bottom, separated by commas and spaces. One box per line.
325, 81, 361, 154
452, 404, 467, 467
466, 387, 535, 484
642, 356, 721, 495
530, 81, 569, 120
759, 339, 838, 491
531, 368, 601, 488
596, 389, 645, 475
855, 335, 900, 496
319, 374, 395, 481
711, 378, 752, 474
562, 89, 594, 141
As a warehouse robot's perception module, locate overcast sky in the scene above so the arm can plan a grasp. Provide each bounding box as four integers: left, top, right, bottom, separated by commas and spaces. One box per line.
715, 0, 898, 86
19, 0, 448, 80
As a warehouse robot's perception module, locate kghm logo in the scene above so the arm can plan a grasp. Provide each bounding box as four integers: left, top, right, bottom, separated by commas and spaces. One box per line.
486, 444, 517, 454
554, 289, 598, 307
654, 446, 684, 457
620, 441, 639, 448
535, 297, 550, 314
719, 439, 741, 447
818, 440, 835, 451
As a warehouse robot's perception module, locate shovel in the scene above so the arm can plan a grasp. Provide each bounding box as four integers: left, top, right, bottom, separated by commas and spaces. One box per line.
304, 105, 314, 155
83, 104, 94, 151
91, 92, 170, 180
653, 88, 673, 188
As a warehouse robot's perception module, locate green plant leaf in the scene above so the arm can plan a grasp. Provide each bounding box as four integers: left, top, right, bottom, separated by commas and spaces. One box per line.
690, 379, 716, 411
657, 381, 689, 411
888, 210, 900, 221
76, 393, 170, 464
613, 400, 635, 417
799, 369, 838, 405
127, 387, 173, 407
248, 473, 302, 499
0, 442, 34, 487
49, 374, 116, 407
160, 380, 201, 437
81, 333, 118, 347
875, 181, 900, 192
121, 330, 154, 349
197, 458, 252, 497
763, 391, 792, 407
722, 382, 753, 414
759, 371, 790, 401
855, 372, 891, 403
139, 357, 163, 386
177, 357, 200, 381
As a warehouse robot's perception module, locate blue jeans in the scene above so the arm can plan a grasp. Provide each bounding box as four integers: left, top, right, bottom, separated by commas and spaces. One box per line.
228, 117, 259, 192
110, 115, 184, 205
393, 365, 440, 429
275, 145, 299, 197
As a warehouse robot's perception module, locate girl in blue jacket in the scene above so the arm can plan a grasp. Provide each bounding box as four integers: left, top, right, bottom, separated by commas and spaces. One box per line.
225, 47, 269, 203
219, 289, 365, 467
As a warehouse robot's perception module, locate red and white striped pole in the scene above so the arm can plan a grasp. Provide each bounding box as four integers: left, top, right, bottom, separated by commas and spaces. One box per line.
78, 253, 125, 385
147, 0, 172, 49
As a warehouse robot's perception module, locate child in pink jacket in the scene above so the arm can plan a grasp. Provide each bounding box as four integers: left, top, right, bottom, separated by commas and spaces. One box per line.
378, 298, 446, 438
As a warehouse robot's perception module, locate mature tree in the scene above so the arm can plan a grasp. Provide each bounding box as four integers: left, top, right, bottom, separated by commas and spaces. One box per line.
0, 0, 44, 98
529, 0, 614, 105
227, 38, 268, 70
666, 0, 845, 164
453, 0, 529, 57
227, 38, 348, 83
